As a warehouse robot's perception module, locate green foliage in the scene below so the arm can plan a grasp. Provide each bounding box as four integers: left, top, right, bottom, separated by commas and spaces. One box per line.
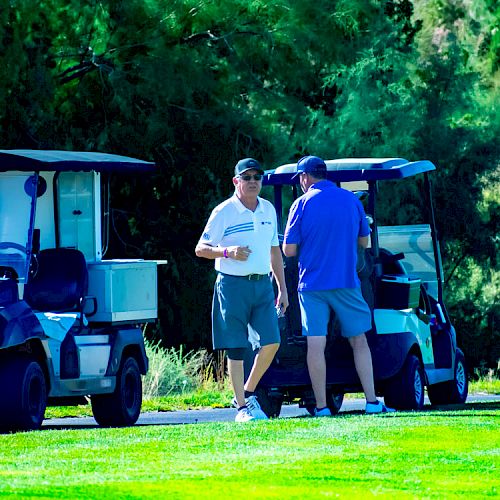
142, 340, 204, 398
445, 256, 499, 364
142, 340, 230, 400
0, 0, 497, 365
142, 389, 233, 412
471, 365, 500, 395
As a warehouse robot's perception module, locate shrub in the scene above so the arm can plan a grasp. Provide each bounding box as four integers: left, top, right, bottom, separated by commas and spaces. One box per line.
142, 340, 206, 399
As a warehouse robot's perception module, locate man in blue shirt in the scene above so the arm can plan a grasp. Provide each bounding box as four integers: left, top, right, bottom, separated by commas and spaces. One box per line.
283, 156, 394, 415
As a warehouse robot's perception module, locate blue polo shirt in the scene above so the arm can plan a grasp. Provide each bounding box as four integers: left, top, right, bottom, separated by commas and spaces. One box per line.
284, 180, 370, 291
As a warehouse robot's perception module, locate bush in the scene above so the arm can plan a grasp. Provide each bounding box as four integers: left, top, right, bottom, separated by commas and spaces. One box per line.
446, 257, 499, 368
142, 341, 206, 399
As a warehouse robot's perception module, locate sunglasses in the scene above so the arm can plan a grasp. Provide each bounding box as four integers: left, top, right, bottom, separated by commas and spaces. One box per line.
238, 174, 263, 181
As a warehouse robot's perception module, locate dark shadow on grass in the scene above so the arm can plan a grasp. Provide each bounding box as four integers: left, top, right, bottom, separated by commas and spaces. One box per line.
290, 400, 500, 421
427, 400, 500, 411
329, 401, 500, 419
41, 423, 100, 431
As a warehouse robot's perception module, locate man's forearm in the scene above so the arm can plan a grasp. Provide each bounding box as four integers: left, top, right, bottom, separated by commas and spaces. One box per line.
358, 236, 369, 249
270, 247, 286, 291
195, 242, 225, 260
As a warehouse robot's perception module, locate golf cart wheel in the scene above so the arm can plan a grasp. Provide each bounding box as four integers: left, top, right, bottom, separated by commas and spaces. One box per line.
91, 356, 142, 427
305, 390, 344, 416
0, 357, 47, 432
254, 387, 283, 418
428, 349, 468, 405
384, 354, 425, 410
327, 389, 344, 415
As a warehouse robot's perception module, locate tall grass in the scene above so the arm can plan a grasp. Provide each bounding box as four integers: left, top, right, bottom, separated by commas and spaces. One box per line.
142, 341, 230, 400
142, 341, 201, 398
471, 363, 500, 394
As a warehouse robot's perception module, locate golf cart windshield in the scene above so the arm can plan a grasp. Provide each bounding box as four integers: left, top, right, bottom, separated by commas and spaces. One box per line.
378, 224, 440, 299
0, 173, 34, 283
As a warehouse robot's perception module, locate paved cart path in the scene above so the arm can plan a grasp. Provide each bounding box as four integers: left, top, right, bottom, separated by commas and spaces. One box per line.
42, 394, 500, 429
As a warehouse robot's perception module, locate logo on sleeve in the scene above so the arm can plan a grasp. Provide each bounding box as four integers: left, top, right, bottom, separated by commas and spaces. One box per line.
202, 232, 211, 240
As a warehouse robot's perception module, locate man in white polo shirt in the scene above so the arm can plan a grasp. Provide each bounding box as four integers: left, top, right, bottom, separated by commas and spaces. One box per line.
195, 158, 288, 422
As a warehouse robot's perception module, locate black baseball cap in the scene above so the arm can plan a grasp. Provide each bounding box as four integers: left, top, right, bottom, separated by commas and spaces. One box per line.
234, 158, 264, 176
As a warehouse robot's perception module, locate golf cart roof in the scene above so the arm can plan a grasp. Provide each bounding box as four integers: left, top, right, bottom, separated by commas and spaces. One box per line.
263, 158, 435, 185
0, 150, 156, 173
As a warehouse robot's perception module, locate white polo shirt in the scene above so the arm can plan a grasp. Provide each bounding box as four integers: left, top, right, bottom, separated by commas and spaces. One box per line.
199, 194, 279, 276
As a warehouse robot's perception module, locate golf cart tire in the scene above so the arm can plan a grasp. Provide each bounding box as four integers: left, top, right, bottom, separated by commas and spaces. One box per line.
0, 357, 47, 432
254, 387, 284, 418
305, 390, 344, 416
327, 390, 344, 415
427, 348, 468, 405
91, 356, 142, 427
384, 354, 425, 410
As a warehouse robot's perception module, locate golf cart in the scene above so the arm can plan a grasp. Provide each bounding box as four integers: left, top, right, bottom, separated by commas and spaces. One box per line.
254, 157, 468, 417
0, 150, 161, 431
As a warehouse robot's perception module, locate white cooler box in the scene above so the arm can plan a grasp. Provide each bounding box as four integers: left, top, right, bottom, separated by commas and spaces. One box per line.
87, 260, 158, 323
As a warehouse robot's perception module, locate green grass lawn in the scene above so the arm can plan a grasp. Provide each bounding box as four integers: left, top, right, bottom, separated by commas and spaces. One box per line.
1, 405, 499, 499
44, 388, 234, 419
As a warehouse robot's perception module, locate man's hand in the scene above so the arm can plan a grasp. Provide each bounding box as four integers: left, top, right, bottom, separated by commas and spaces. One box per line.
227, 245, 252, 261
276, 289, 289, 314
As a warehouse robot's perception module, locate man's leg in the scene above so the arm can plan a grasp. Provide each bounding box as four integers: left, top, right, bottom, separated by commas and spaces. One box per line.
348, 333, 377, 402
244, 342, 279, 393
245, 279, 281, 393
299, 291, 330, 411
306, 336, 328, 409
227, 358, 245, 408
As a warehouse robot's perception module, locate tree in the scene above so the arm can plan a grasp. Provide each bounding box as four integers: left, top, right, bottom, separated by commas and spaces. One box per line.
0, 0, 497, 366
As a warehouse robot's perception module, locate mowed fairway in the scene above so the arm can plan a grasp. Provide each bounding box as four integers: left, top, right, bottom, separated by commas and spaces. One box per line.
0, 406, 498, 499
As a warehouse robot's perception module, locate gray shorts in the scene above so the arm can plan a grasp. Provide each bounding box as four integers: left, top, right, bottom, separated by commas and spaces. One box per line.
211, 273, 280, 350
298, 288, 372, 338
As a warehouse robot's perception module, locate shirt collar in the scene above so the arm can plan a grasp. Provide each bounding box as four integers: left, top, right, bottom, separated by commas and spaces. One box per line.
308, 179, 334, 191
231, 194, 264, 213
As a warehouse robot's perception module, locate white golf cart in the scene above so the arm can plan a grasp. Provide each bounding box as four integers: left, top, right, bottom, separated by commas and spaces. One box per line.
255, 157, 468, 416
0, 150, 161, 431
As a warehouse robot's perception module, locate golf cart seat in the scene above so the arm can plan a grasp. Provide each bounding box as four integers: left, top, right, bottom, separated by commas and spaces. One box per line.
0, 278, 18, 306
378, 248, 406, 275
24, 248, 95, 329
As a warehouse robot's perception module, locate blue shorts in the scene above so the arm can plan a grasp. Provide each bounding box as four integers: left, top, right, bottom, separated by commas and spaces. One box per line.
298, 288, 372, 338
212, 273, 280, 350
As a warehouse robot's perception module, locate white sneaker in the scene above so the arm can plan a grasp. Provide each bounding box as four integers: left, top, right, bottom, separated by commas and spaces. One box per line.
245, 395, 269, 420
365, 400, 396, 414
235, 407, 255, 422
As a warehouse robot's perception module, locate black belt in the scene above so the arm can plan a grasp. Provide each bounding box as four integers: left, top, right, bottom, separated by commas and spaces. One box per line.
219, 272, 269, 281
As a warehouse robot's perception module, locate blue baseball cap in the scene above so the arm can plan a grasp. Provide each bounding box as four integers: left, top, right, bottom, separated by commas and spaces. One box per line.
291, 155, 327, 179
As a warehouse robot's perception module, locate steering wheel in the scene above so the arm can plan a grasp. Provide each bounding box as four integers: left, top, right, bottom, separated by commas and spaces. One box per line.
0, 266, 18, 279
0, 242, 27, 255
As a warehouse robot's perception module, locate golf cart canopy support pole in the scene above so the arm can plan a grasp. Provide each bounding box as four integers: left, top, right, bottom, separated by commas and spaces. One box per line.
367, 180, 382, 277
424, 172, 444, 304
274, 185, 283, 232
26, 173, 39, 279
